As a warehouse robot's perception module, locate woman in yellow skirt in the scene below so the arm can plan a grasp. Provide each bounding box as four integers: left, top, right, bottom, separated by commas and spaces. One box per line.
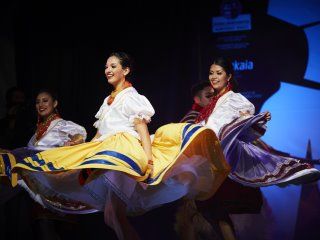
1, 52, 230, 240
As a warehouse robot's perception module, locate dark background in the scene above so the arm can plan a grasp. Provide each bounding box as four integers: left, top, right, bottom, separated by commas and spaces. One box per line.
4, 0, 220, 137
5, 0, 319, 136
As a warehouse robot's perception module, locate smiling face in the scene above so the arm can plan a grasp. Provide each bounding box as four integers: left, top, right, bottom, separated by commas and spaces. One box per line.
35, 92, 57, 120
208, 64, 232, 95
104, 56, 130, 88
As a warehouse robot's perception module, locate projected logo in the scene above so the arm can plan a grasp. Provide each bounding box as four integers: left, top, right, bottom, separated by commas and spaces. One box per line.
212, 0, 251, 33
210, 0, 320, 114
232, 59, 254, 71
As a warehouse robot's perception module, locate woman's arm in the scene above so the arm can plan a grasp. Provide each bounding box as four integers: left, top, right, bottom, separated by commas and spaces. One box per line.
64, 134, 85, 146
90, 131, 102, 142
134, 118, 153, 174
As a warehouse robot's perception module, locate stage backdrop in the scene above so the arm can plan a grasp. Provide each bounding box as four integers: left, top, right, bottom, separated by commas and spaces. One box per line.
198, 1, 320, 239
2, 0, 319, 239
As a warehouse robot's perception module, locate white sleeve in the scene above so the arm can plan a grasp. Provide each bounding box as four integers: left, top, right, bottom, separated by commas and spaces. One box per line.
27, 134, 37, 148
122, 94, 155, 124
93, 98, 108, 129
207, 94, 255, 135
57, 120, 87, 141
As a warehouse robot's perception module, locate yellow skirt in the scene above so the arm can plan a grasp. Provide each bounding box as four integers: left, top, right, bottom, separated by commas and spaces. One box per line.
3, 123, 230, 213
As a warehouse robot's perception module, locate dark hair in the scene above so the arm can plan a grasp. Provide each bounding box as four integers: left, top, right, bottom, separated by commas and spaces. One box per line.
109, 52, 134, 80
35, 88, 60, 115
36, 88, 58, 102
210, 56, 238, 92
191, 81, 211, 98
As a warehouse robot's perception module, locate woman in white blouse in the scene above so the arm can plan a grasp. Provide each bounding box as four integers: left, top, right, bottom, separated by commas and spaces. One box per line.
0, 89, 87, 240
0, 90, 87, 162
196, 56, 320, 187
3, 52, 229, 240
29, 89, 87, 150
175, 57, 320, 240
0, 89, 87, 174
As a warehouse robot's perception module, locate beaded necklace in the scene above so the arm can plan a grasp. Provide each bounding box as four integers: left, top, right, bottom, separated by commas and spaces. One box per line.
35, 113, 61, 141
107, 81, 132, 105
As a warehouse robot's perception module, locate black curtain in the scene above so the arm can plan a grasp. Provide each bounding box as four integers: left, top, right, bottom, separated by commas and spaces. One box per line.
13, 0, 209, 138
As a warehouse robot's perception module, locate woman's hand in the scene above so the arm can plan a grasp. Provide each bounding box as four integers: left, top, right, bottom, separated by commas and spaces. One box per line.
90, 131, 101, 142
146, 159, 154, 176
264, 111, 272, 122
64, 134, 84, 146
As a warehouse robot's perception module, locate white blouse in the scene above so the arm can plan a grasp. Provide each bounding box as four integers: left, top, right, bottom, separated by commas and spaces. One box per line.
28, 119, 87, 151
93, 87, 155, 141
202, 91, 255, 135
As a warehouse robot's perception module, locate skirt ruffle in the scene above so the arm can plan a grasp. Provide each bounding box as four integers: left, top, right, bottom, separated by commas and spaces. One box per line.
3, 123, 230, 215
220, 112, 320, 187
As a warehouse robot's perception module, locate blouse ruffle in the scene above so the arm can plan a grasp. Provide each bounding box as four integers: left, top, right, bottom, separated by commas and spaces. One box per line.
122, 94, 154, 124
93, 87, 155, 140
205, 91, 255, 136
28, 119, 87, 150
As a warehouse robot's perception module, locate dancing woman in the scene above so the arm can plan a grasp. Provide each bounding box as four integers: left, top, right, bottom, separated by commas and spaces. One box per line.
196, 56, 320, 187
1, 52, 230, 240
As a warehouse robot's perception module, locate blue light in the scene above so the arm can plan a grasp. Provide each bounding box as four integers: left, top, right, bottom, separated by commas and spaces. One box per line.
261, 82, 320, 158
260, 81, 320, 239
304, 25, 320, 83
268, 0, 320, 26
